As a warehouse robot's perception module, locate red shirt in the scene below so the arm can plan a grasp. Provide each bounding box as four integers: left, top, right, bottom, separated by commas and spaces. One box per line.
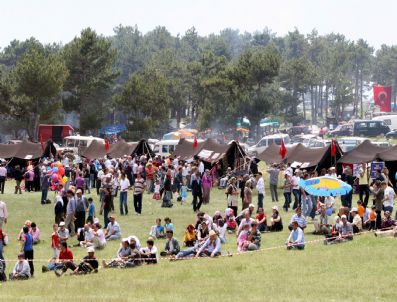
59, 248, 74, 261
51, 232, 59, 249
256, 213, 266, 222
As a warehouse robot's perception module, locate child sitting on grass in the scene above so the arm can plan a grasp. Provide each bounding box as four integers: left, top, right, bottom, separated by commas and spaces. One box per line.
149, 218, 166, 239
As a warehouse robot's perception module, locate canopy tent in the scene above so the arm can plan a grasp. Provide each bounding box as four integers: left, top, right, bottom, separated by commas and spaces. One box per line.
0, 140, 43, 160
172, 139, 205, 161
377, 145, 397, 162
162, 129, 195, 140
85, 139, 155, 159
82, 140, 106, 159
256, 144, 298, 164
99, 124, 127, 135
108, 140, 136, 159
337, 140, 388, 164
172, 139, 248, 173
257, 142, 343, 170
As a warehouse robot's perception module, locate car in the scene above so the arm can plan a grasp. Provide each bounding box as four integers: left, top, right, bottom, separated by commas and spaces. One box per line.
288, 126, 311, 136
291, 134, 320, 146
329, 124, 352, 137
337, 137, 366, 152
353, 120, 390, 137
248, 134, 291, 156
386, 130, 397, 139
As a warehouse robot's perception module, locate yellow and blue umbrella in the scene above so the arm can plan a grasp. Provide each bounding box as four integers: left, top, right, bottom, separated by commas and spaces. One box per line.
299, 176, 352, 197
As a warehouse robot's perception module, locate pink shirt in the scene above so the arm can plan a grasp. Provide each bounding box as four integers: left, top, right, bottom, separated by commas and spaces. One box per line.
31, 228, 40, 242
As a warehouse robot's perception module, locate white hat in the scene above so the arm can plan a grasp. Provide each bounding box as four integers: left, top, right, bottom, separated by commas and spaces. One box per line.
59, 222, 65, 226
350, 208, 358, 213
248, 204, 255, 208
341, 214, 347, 219
209, 230, 217, 236
272, 205, 278, 211
87, 247, 95, 253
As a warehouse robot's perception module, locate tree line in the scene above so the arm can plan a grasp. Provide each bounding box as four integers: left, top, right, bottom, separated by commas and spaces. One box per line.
0, 25, 395, 140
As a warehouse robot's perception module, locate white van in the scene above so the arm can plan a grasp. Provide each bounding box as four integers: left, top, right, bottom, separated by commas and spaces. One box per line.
373, 115, 397, 131
248, 134, 291, 156
62, 135, 105, 155
153, 140, 180, 157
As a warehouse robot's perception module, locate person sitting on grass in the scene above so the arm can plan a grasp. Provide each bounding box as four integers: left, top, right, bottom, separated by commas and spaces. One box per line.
236, 204, 255, 225
313, 206, 330, 235
58, 221, 70, 243
9, 253, 31, 280
160, 230, 180, 257
30, 222, 41, 244
288, 207, 306, 231
237, 211, 255, 237
286, 221, 305, 250
197, 220, 210, 242
256, 207, 267, 233
195, 230, 221, 258
363, 206, 377, 230
102, 238, 133, 268
164, 217, 174, 232
225, 208, 237, 233
335, 215, 353, 243
105, 215, 121, 241
269, 206, 283, 232
380, 211, 396, 230
79, 224, 94, 248
183, 224, 197, 247
350, 208, 362, 233
55, 247, 98, 277
246, 221, 261, 251
149, 218, 166, 239
215, 219, 227, 244
88, 222, 106, 250
237, 223, 251, 252
140, 237, 158, 264
42, 241, 74, 273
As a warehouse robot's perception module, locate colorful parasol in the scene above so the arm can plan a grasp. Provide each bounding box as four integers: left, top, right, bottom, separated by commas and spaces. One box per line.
299, 176, 352, 197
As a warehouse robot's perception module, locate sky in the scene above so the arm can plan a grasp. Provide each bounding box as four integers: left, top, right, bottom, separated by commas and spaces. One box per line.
1, 0, 397, 49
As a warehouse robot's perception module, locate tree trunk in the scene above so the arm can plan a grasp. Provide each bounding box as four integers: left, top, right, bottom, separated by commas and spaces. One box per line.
310, 86, 315, 123
302, 93, 306, 120
360, 70, 364, 118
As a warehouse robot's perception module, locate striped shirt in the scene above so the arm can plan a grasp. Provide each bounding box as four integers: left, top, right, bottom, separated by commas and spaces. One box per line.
290, 214, 307, 228
134, 178, 146, 195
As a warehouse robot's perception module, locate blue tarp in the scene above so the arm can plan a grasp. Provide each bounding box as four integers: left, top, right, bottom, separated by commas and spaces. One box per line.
99, 124, 127, 135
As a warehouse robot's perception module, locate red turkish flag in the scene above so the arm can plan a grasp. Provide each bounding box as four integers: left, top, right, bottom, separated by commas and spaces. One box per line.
373, 86, 392, 112
279, 139, 287, 159
193, 136, 198, 149
105, 137, 110, 153
331, 139, 337, 157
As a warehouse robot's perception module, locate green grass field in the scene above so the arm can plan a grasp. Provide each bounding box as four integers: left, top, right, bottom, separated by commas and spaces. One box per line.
0, 179, 396, 302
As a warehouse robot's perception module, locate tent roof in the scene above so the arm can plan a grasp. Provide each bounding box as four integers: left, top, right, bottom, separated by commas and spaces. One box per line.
375, 145, 397, 162
196, 139, 228, 163
108, 140, 136, 159
172, 139, 205, 161
257, 143, 343, 169
0, 140, 42, 160
82, 140, 106, 159
338, 140, 387, 164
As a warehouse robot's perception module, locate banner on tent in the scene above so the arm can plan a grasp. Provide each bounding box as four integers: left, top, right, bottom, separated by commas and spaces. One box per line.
370, 162, 384, 179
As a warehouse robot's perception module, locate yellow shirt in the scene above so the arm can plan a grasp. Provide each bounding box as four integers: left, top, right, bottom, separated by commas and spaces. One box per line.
359, 169, 368, 185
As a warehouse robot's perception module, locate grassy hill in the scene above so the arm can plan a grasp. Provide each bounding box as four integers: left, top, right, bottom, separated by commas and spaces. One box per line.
0, 181, 396, 302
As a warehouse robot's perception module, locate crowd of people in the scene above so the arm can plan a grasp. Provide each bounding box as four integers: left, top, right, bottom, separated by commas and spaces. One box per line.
0, 153, 396, 281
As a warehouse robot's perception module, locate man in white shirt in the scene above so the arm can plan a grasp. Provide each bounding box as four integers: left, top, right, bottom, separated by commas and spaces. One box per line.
256, 172, 265, 209
382, 182, 395, 214
286, 221, 305, 250
0, 164, 7, 194
105, 216, 121, 241
119, 173, 130, 215
292, 170, 301, 210
0, 200, 8, 228
198, 160, 205, 175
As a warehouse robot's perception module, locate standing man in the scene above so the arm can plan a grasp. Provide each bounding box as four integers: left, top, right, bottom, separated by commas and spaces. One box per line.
256, 172, 265, 209
75, 189, 87, 233
0, 200, 7, 228
119, 172, 130, 215
0, 163, 7, 194
358, 163, 370, 207
21, 226, 34, 276
133, 173, 146, 215
65, 190, 77, 236
292, 170, 302, 210
191, 171, 203, 212
267, 164, 280, 202
41, 172, 51, 205
14, 165, 23, 194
